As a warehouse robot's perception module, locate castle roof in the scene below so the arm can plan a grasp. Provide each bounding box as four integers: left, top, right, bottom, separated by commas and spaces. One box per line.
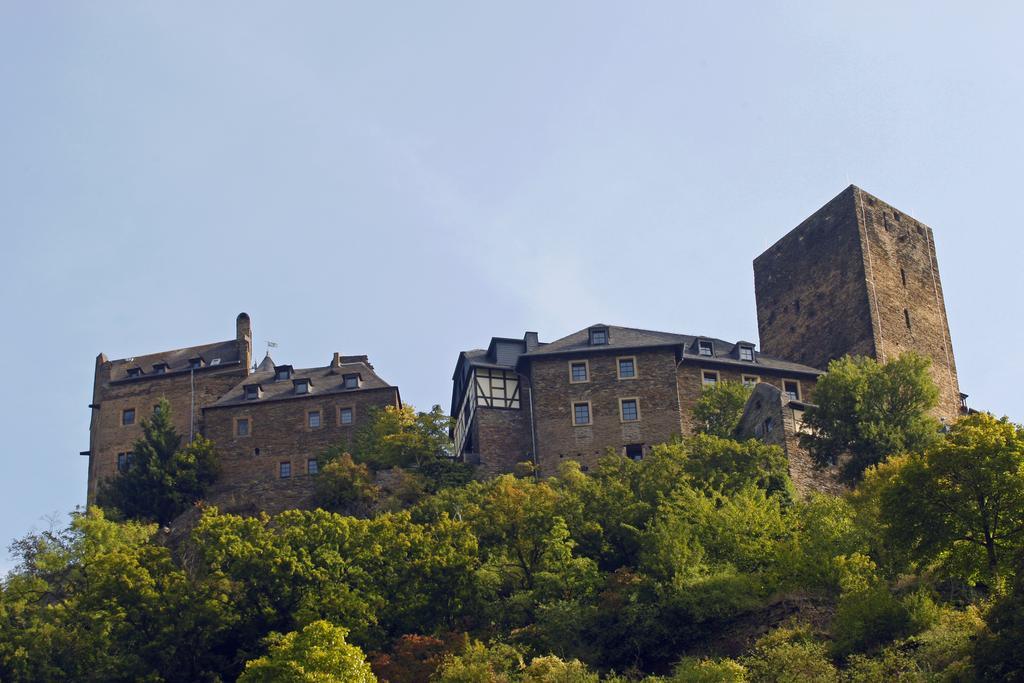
456, 324, 823, 376
520, 324, 823, 375
206, 356, 397, 409
107, 338, 241, 382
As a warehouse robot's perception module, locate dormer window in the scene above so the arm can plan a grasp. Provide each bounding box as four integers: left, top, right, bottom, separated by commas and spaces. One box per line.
739, 345, 754, 362
342, 373, 360, 390
589, 327, 609, 345
274, 365, 293, 381
293, 378, 312, 395
698, 340, 713, 357
126, 367, 143, 378
244, 384, 262, 400
189, 357, 205, 369
152, 363, 168, 374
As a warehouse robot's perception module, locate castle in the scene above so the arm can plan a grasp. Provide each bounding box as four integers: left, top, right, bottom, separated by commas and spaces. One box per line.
84, 186, 964, 507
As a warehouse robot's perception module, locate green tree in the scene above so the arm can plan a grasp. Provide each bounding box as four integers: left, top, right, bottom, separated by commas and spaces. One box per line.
238, 620, 376, 682
0, 508, 235, 682
878, 413, 1024, 579
314, 453, 381, 514
96, 398, 220, 525
800, 353, 940, 483
692, 380, 752, 438
352, 404, 454, 470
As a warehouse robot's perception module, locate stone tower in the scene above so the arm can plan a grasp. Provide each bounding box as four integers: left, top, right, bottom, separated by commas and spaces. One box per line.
753, 185, 961, 422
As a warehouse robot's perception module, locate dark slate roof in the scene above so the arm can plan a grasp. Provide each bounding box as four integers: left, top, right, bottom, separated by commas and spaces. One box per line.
256, 354, 276, 371
207, 358, 395, 409
521, 324, 823, 375
109, 339, 240, 382
460, 348, 516, 371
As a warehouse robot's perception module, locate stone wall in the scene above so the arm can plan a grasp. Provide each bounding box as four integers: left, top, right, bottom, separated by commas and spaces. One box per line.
472, 392, 535, 477
87, 359, 246, 503
753, 185, 961, 424
203, 386, 401, 499
735, 383, 844, 497
530, 348, 683, 476
754, 186, 876, 370
853, 188, 962, 422
675, 361, 817, 435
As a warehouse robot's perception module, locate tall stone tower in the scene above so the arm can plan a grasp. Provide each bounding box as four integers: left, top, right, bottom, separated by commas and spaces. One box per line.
753, 185, 961, 422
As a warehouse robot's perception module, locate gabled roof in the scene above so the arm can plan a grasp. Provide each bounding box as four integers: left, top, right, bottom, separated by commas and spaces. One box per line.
108, 338, 241, 382
207, 357, 396, 409
520, 324, 823, 375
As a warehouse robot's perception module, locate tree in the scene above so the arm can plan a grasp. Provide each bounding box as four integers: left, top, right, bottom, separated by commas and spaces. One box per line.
800, 353, 940, 483
238, 620, 376, 683
877, 413, 1024, 579
96, 398, 220, 525
351, 404, 454, 470
314, 453, 381, 514
692, 381, 751, 438
0, 508, 235, 682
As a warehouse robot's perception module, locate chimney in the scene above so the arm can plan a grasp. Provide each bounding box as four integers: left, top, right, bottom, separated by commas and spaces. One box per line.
236, 312, 252, 376
332, 352, 342, 368
524, 331, 539, 352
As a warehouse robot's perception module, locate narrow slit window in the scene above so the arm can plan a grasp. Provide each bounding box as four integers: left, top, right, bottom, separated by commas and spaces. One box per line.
905, 309, 912, 330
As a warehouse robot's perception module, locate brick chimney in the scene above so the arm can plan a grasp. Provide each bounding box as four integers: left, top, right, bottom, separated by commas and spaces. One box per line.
236, 312, 252, 375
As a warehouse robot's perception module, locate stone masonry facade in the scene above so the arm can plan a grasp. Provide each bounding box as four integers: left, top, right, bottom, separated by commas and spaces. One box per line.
452, 186, 966, 496
87, 186, 966, 507
86, 313, 400, 511
754, 186, 962, 423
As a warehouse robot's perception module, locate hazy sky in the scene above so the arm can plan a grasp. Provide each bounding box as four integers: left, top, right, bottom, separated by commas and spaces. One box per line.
2, 3, 1022, 569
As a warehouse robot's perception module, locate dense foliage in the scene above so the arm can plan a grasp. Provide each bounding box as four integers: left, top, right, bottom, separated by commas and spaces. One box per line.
692, 381, 752, 439
801, 353, 940, 482
3, 361, 1023, 681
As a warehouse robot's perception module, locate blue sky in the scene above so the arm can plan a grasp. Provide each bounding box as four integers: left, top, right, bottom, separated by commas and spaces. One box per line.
1, 2, 1022, 569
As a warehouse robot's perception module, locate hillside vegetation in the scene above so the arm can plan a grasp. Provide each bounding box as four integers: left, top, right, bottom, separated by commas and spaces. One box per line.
2, 354, 1022, 682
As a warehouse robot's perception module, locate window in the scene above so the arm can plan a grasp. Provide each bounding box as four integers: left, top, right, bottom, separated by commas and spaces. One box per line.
569, 361, 589, 383
122, 408, 135, 425
189, 357, 204, 369
904, 308, 912, 330
698, 340, 713, 356
244, 385, 261, 400
794, 299, 801, 314
763, 417, 774, 434
126, 367, 143, 378
307, 459, 319, 475
152, 363, 167, 374
294, 379, 311, 394
742, 374, 760, 387
617, 357, 636, 379
739, 346, 754, 362
279, 462, 291, 478
702, 371, 719, 386
308, 411, 321, 428
625, 444, 644, 461
235, 417, 250, 437
339, 407, 354, 425
901, 268, 907, 287
620, 398, 639, 422
153, 403, 162, 415
117, 452, 129, 472
589, 327, 608, 345
572, 402, 591, 426
783, 380, 801, 401
343, 374, 360, 389
275, 366, 292, 381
